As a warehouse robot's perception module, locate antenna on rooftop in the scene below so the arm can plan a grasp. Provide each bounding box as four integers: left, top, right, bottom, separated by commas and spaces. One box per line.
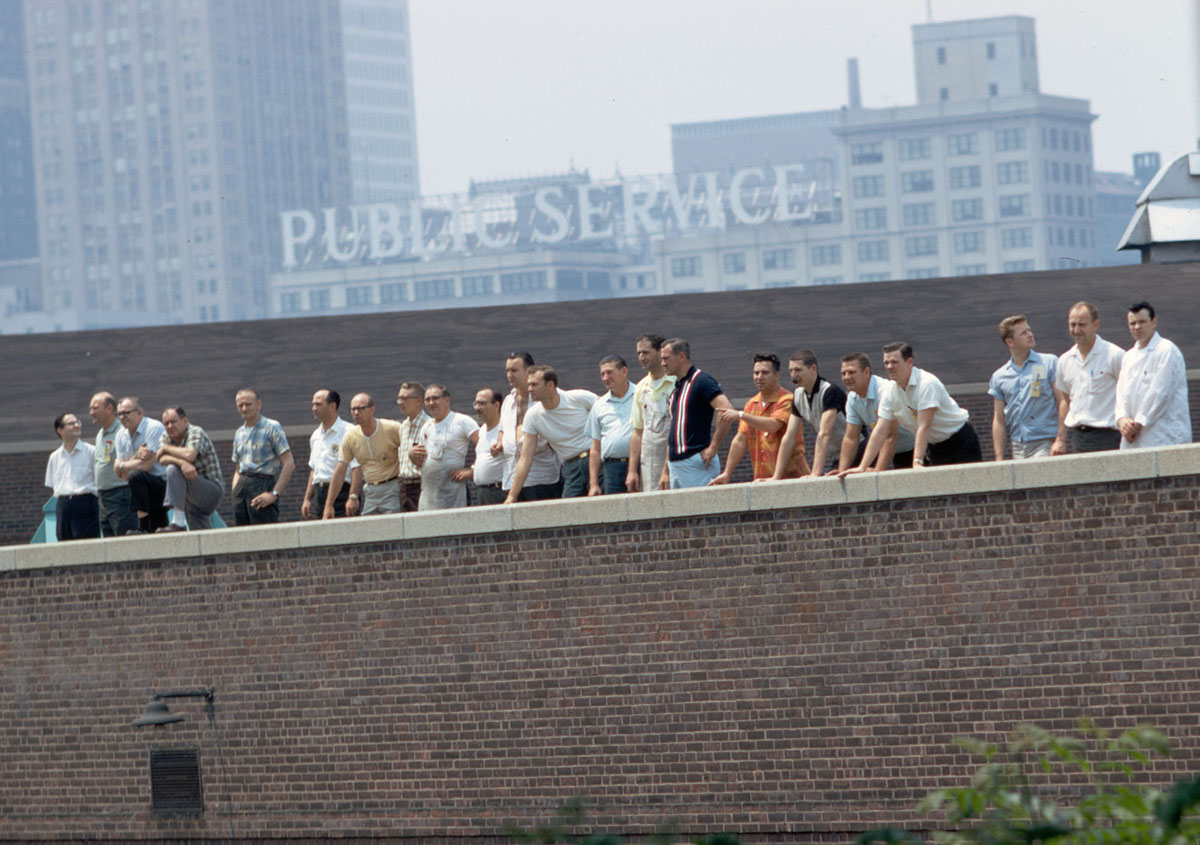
926, 0, 934, 22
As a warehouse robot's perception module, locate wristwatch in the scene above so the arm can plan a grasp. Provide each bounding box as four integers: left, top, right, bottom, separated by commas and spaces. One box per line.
271, 489, 280, 498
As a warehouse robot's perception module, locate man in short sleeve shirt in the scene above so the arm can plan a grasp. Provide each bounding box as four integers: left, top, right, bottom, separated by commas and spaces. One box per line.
324, 394, 404, 517
586, 356, 635, 495
302, 389, 361, 519
1052, 302, 1124, 454
230, 388, 295, 525
89, 391, 138, 537
506, 366, 597, 501
114, 396, 170, 533
711, 352, 807, 484
626, 334, 675, 492
774, 350, 853, 477
412, 385, 480, 511
839, 353, 915, 471
158, 406, 225, 531
661, 338, 734, 489
988, 315, 1059, 460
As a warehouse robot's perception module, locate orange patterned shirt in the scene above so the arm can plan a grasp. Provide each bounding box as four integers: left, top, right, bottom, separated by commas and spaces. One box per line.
740, 392, 805, 479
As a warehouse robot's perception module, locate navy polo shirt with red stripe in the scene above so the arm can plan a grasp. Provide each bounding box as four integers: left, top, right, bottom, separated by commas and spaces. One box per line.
668, 366, 724, 461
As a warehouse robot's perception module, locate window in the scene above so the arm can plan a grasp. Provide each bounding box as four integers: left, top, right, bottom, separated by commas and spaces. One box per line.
902, 203, 935, 227
1051, 161, 1061, 182
898, 138, 932, 161
987, 42, 996, 59
998, 195, 1030, 218
811, 244, 842, 266
762, 247, 794, 270
722, 252, 746, 274
854, 208, 887, 231
308, 289, 330, 310
379, 282, 405, 303
852, 175, 884, 198
953, 231, 984, 253
947, 132, 978, 156
949, 165, 981, 189
939, 87, 949, 102
996, 161, 1029, 185
461, 274, 493, 296
989, 83, 998, 96
279, 292, 300, 313
900, 170, 934, 193
859, 272, 891, 282
812, 275, 842, 286
671, 256, 701, 277
995, 128, 1026, 152
1001, 227, 1033, 248
951, 198, 983, 222
500, 270, 547, 292
857, 240, 889, 262
850, 141, 883, 165
345, 285, 372, 306
414, 278, 454, 300
956, 264, 988, 276
1003, 259, 1035, 272
907, 267, 939, 279
937, 47, 946, 64
905, 235, 938, 257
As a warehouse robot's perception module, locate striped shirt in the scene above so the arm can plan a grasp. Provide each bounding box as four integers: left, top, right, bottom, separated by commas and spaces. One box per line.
667, 366, 723, 461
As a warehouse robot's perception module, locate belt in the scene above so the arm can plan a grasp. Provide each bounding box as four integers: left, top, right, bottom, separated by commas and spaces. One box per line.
563, 453, 588, 465
240, 471, 275, 480
364, 475, 399, 487
1073, 424, 1117, 433
59, 492, 96, 499
398, 476, 421, 484
603, 457, 629, 464
476, 482, 502, 489
313, 480, 346, 489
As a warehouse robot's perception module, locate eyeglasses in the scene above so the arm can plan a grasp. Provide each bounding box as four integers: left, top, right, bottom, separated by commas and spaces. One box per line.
117, 410, 138, 417
425, 395, 446, 402
349, 405, 371, 412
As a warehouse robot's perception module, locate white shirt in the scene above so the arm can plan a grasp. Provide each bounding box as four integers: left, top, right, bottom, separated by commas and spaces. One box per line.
877, 367, 970, 443
500, 389, 560, 489
522, 388, 598, 460
309, 416, 358, 483
472, 422, 504, 486
1055, 335, 1125, 430
417, 411, 478, 471
45, 440, 98, 497
1115, 332, 1192, 449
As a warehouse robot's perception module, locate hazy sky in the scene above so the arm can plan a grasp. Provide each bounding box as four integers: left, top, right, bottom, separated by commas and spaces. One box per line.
409, 0, 1196, 197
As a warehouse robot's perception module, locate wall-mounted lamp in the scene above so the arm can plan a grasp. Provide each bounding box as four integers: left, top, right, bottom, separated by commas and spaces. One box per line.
131, 687, 215, 727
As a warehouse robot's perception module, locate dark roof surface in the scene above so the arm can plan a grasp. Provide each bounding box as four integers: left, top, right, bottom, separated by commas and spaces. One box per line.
6, 263, 1198, 445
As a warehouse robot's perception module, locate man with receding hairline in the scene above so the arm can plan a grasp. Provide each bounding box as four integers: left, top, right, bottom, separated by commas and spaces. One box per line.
90, 390, 138, 536
157, 406, 224, 531
1052, 301, 1124, 454
660, 338, 734, 489
506, 365, 597, 502
114, 396, 169, 533
324, 393, 404, 517
230, 388, 294, 526
302, 389, 361, 519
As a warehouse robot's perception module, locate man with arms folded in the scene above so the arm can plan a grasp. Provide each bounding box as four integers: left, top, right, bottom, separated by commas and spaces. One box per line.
470, 388, 506, 506
989, 315, 1059, 460
660, 338, 734, 489
773, 350, 853, 479
157, 406, 224, 531
587, 355, 635, 495
412, 384, 479, 511
230, 388, 295, 525
838, 353, 915, 471
323, 393, 403, 518
114, 396, 170, 533
394, 381, 429, 512
841, 342, 982, 474
90, 391, 138, 537
45, 412, 99, 541
626, 334, 675, 492
1115, 301, 1191, 449
506, 366, 597, 502
301, 389, 362, 519
498, 352, 562, 501
1051, 302, 1124, 454
711, 352, 808, 484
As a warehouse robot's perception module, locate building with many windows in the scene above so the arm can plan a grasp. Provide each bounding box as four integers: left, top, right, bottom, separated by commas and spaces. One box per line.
22, 0, 351, 330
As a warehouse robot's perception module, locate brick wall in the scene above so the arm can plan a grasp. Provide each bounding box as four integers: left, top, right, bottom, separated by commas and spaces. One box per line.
2, 464, 1200, 841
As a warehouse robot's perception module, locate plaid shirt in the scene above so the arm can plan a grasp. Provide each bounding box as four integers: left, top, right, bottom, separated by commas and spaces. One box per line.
231, 415, 290, 477
161, 423, 224, 487
396, 411, 429, 481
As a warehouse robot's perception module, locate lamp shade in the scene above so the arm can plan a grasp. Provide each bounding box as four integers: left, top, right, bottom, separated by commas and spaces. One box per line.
132, 698, 185, 727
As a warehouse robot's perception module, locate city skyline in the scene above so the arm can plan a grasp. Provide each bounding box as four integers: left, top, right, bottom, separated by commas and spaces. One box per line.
410, 0, 1196, 196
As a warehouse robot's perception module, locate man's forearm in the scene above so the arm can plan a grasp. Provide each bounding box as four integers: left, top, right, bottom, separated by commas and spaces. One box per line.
275, 452, 295, 493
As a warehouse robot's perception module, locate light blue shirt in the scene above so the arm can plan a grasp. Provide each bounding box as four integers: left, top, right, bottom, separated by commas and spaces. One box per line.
586, 388, 634, 460
988, 351, 1059, 442
115, 416, 168, 478
845, 374, 915, 454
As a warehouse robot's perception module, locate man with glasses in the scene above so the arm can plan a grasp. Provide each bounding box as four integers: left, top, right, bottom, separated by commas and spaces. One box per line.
411, 385, 479, 511
113, 396, 169, 533
45, 412, 100, 541
395, 381, 429, 512
323, 393, 403, 518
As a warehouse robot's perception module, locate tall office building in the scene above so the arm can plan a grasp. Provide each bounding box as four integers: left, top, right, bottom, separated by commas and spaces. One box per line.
23, 0, 351, 329
341, 0, 419, 204
0, 0, 38, 263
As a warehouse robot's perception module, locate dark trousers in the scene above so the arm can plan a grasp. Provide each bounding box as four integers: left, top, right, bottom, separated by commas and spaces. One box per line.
127, 470, 169, 532
518, 476, 564, 501
399, 478, 421, 512
56, 493, 100, 541
1068, 426, 1122, 453
474, 483, 506, 506
929, 422, 983, 466
311, 482, 350, 518
600, 459, 627, 494
98, 486, 139, 537
233, 473, 278, 526
561, 455, 589, 498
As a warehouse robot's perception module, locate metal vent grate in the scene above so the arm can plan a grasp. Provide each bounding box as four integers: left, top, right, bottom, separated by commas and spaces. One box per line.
148, 748, 204, 813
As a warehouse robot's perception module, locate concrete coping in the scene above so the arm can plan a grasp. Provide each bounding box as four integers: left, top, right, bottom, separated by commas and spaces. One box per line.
3, 443, 1199, 573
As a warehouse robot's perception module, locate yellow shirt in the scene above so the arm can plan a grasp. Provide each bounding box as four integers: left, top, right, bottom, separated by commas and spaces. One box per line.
339, 418, 402, 484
